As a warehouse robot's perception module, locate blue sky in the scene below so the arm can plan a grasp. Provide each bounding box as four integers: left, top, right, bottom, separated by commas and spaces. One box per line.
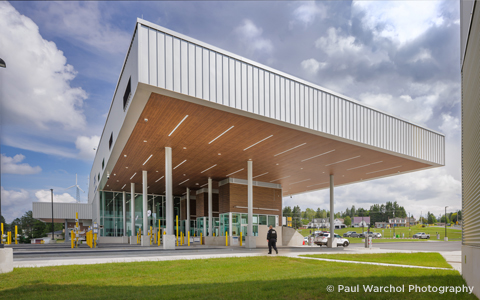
1, 1, 461, 222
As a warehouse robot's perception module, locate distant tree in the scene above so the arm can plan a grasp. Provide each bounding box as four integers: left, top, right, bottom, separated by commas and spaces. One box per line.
0, 215, 5, 225
440, 215, 450, 224
427, 212, 437, 224
315, 208, 322, 219
304, 208, 316, 221
350, 205, 356, 217
344, 216, 352, 226
283, 206, 292, 218
292, 206, 302, 229
451, 213, 458, 223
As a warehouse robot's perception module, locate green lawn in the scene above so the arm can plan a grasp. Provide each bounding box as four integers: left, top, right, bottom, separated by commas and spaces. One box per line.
301, 252, 452, 268
300, 224, 462, 242
0, 256, 475, 299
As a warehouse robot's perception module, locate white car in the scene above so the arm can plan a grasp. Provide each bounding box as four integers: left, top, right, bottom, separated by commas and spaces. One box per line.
314, 233, 350, 247
373, 232, 382, 238
413, 232, 430, 239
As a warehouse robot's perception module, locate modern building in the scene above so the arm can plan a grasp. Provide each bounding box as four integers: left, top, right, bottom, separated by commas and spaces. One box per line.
352, 217, 370, 228
461, 0, 480, 296
32, 18, 445, 249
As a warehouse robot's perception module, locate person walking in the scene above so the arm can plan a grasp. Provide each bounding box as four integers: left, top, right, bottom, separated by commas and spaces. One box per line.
267, 225, 278, 254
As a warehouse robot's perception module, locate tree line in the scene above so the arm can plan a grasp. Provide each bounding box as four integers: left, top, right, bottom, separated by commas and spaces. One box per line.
1, 211, 63, 243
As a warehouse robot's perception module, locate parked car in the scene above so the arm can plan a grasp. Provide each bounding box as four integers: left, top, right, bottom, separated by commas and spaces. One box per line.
343, 231, 356, 237
314, 233, 350, 247
413, 232, 430, 239
350, 232, 360, 238
359, 232, 374, 238
372, 232, 382, 238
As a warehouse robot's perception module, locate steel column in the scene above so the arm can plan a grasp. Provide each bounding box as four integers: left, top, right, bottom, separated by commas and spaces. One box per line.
186, 187, 190, 238
130, 183, 135, 237
165, 147, 173, 235
208, 178, 213, 236
247, 160, 253, 237
122, 191, 126, 236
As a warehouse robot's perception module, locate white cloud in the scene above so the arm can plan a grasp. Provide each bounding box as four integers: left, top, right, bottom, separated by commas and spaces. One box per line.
301, 58, 326, 75
0, 2, 87, 132
352, 0, 443, 44
235, 19, 273, 55
35, 189, 76, 203
75, 135, 100, 160
1, 154, 42, 175
27, 2, 130, 55
1, 186, 30, 206
439, 113, 460, 138
292, 2, 326, 27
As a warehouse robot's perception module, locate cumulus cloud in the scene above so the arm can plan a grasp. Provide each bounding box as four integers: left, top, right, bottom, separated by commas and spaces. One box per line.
235, 19, 273, 55
35, 189, 76, 203
1, 186, 33, 222
1, 186, 30, 206
1, 154, 42, 175
291, 2, 326, 28
301, 58, 326, 75
0, 2, 87, 132
75, 135, 100, 160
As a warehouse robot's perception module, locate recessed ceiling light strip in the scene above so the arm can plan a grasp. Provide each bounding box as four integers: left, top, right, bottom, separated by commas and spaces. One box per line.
274, 143, 307, 157
121, 184, 126, 189
325, 155, 361, 166
168, 115, 189, 136
270, 176, 290, 182
200, 183, 208, 187
243, 135, 273, 151
253, 172, 268, 179
179, 179, 190, 185
306, 182, 329, 188
226, 168, 244, 176
201, 164, 217, 173
347, 161, 383, 171
301, 149, 335, 162
155, 176, 164, 183
289, 179, 311, 185
209, 126, 235, 144
142, 154, 153, 166
366, 165, 402, 175
130, 172, 137, 180
173, 160, 187, 169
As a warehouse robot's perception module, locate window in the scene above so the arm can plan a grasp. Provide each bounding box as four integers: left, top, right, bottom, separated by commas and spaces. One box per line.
102, 159, 105, 170
109, 133, 113, 150
123, 77, 131, 110
268, 216, 276, 227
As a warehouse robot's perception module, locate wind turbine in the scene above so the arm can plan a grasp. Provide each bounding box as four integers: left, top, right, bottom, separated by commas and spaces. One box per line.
66, 174, 85, 203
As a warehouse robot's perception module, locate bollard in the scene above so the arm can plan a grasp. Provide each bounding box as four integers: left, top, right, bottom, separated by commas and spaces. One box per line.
8, 232, 11, 245
188, 231, 190, 246
94, 233, 97, 248
226, 231, 228, 246
71, 230, 74, 248
200, 232, 202, 245
181, 232, 184, 245
150, 226, 153, 245
176, 215, 179, 247
1, 223, 3, 245
213, 232, 215, 237
15, 225, 18, 244
240, 231, 242, 247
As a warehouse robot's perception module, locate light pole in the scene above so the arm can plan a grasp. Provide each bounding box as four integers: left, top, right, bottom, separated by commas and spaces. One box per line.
445, 206, 448, 241
0, 58, 5, 249
51, 189, 55, 243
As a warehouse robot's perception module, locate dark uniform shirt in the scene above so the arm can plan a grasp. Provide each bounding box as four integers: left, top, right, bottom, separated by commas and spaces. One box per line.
267, 228, 277, 241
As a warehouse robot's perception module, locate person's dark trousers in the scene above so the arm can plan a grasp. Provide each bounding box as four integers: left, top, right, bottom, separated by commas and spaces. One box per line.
268, 239, 278, 254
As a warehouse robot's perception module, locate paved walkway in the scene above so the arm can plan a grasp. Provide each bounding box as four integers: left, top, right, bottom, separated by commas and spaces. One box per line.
11, 244, 462, 273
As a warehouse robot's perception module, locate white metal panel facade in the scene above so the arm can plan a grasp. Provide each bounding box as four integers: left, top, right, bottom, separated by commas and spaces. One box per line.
32, 202, 92, 220
136, 21, 444, 166
462, 0, 480, 247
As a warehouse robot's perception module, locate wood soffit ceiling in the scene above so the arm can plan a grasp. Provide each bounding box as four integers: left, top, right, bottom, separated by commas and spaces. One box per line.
105, 93, 431, 196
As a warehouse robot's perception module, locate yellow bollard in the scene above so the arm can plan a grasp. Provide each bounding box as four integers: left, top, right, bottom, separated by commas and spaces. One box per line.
240, 231, 242, 246
94, 233, 97, 248
188, 231, 190, 246
71, 230, 74, 248
150, 226, 153, 245
15, 225, 18, 244
8, 232, 11, 245
181, 232, 183, 245
226, 231, 228, 246
213, 232, 215, 237
176, 215, 179, 247
1, 223, 3, 245
200, 232, 202, 245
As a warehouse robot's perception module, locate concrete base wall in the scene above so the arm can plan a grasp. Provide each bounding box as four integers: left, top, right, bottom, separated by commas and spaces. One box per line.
282, 227, 304, 246
0, 248, 13, 274
141, 235, 150, 246
327, 238, 338, 248
462, 245, 480, 299
244, 236, 256, 248
99, 236, 130, 244
130, 236, 138, 245
163, 235, 176, 250
205, 236, 228, 246
257, 225, 282, 247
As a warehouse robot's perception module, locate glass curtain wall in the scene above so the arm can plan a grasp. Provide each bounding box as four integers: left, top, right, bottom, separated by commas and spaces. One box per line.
217, 213, 277, 237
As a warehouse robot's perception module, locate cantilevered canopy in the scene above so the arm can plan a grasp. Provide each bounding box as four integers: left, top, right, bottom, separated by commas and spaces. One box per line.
105, 92, 434, 197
